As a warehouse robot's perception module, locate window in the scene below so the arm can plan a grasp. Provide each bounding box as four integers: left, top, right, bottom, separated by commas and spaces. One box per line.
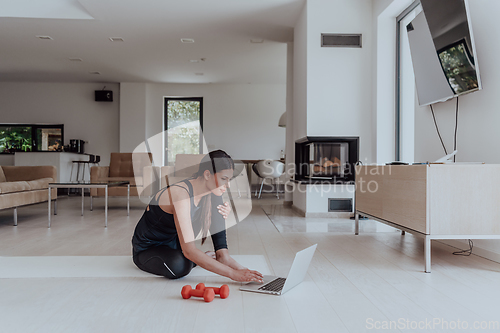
164, 98, 203, 165
0, 124, 64, 154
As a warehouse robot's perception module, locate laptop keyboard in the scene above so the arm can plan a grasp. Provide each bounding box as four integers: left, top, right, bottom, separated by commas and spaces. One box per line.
258, 277, 286, 292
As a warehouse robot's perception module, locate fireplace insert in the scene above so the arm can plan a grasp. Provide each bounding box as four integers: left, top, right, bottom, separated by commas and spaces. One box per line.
295, 136, 359, 183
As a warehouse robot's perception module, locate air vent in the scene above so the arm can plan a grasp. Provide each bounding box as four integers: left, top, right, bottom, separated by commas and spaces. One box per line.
328, 198, 353, 212
109, 37, 124, 42
69, 58, 83, 62
321, 34, 362, 48
181, 38, 195, 43
36, 35, 53, 40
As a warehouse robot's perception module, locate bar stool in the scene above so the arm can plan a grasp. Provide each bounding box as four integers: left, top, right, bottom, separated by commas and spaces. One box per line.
69, 158, 87, 195
68, 155, 100, 195
71, 155, 101, 181
71, 160, 89, 181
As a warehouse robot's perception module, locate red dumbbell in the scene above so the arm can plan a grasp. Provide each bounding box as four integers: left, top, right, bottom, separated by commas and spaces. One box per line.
181, 285, 215, 302
196, 283, 230, 299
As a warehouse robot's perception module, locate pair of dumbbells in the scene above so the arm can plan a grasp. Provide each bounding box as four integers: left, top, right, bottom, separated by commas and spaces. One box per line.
181, 283, 230, 303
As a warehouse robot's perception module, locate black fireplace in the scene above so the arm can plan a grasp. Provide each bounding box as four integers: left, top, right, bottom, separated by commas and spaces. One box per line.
295, 136, 359, 183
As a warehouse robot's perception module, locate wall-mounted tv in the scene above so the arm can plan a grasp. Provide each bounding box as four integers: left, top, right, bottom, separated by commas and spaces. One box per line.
406, 0, 481, 106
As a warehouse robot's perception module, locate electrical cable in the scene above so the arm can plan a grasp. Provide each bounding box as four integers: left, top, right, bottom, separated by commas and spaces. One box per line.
453, 97, 459, 162
453, 239, 473, 256
430, 104, 448, 155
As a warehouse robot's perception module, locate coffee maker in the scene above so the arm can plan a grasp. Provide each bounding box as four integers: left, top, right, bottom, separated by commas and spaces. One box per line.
69, 139, 85, 154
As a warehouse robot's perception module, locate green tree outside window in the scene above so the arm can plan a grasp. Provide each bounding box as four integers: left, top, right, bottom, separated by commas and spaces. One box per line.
166, 100, 202, 165
0, 126, 32, 153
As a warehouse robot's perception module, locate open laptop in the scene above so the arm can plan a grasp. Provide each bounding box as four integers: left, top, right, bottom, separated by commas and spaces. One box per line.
239, 244, 317, 296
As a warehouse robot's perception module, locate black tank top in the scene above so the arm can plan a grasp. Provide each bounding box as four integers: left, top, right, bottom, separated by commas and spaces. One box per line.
131, 179, 228, 254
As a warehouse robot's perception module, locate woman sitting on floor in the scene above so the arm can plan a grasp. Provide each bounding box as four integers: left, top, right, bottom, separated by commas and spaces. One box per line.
132, 150, 263, 283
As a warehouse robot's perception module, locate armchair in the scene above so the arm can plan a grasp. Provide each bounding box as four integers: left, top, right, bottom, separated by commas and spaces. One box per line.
160, 154, 250, 198
160, 154, 204, 188
90, 153, 155, 197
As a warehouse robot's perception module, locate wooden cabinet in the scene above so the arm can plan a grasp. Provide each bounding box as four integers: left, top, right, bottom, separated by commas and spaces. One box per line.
355, 164, 500, 272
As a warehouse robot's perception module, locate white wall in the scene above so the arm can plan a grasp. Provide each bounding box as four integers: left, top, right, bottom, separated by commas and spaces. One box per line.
120, 83, 146, 153
293, 3, 308, 142
0, 82, 120, 166
119, 82, 287, 162
306, 0, 373, 163
413, 0, 500, 257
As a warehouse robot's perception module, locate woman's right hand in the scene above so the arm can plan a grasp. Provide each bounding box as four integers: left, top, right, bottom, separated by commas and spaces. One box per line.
231, 268, 264, 283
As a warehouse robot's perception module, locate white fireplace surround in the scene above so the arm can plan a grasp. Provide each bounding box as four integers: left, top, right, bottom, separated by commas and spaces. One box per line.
292, 182, 355, 218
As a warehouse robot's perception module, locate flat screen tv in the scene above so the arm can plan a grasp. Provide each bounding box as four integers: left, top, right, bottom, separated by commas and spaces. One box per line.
406, 0, 481, 106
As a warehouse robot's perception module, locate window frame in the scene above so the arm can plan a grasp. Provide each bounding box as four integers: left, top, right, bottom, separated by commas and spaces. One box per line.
163, 97, 204, 166
396, 0, 421, 161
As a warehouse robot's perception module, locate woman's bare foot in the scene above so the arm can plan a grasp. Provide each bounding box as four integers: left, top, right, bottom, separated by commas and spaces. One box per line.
205, 251, 216, 259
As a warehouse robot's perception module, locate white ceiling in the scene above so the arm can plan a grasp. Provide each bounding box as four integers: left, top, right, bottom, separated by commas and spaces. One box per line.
0, 0, 304, 84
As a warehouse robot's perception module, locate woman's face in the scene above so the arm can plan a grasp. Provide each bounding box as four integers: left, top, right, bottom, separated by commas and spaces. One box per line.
207, 168, 233, 196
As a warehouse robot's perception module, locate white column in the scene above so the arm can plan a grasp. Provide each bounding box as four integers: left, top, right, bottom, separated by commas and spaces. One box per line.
285, 42, 294, 204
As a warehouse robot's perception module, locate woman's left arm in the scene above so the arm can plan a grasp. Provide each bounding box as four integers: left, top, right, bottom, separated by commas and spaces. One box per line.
216, 249, 246, 270
213, 197, 246, 269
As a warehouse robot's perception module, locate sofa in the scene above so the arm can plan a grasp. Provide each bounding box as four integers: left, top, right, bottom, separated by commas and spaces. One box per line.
0, 165, 57, 226
90, 152, 156, 198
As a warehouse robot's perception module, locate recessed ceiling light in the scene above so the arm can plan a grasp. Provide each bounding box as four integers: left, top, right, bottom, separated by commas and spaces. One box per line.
109, 37, 124, 42
250, 39, 264, 43
195, 73, 204, 76
69, 58, 83, 62
190, 59, 200, 63
181, 38, 195, 43
89, 71, 101, 75
36, 35, 53, 40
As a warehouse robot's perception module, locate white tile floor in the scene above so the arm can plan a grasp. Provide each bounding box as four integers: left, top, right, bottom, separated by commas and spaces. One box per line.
1, 194, 500, 333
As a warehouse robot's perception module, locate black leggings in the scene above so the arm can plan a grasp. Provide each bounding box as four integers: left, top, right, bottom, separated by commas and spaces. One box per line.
133, 246, 195, 279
